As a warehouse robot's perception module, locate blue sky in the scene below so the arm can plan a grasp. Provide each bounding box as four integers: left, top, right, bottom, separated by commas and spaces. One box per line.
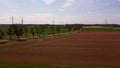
0, 0, 120, 24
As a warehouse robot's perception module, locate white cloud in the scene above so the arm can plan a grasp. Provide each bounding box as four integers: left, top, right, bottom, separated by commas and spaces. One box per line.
58, 8, 65, 11
59, 0, 75, 11
63, 0, 75, 8
42, 0, 55, 5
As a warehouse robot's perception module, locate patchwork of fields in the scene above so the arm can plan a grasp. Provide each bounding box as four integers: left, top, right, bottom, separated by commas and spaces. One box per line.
0, 32, 120, 67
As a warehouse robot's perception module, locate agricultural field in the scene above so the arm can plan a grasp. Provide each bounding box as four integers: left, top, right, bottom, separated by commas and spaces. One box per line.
82, 26, 120, 32
1, 0, 120, 67
0, 25, 120, 68
0, 30, 120, 68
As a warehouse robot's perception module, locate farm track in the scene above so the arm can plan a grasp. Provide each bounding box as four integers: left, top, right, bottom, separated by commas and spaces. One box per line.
0, 32, 120, 66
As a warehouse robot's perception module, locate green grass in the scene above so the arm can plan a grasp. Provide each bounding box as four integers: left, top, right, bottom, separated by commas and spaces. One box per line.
0, 62, 119, 68
0, 31, 74, 46
83, 28, 120, 32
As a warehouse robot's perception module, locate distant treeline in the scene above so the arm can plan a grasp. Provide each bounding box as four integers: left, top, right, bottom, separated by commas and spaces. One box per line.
0, 24, 120, 27
83, 24, 120, 27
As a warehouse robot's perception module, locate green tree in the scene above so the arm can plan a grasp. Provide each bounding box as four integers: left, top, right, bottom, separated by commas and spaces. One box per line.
0, 28, 5, 39
19, 26, 24, 36
51, 25, 56, 34
6, 25, 14, 40
35, 26, 42, 38
67, 25, 72, 32
41, 25, 45, 35
30, 27, 36, 38
24, 26, 28, 37
56, 25, 60, 34
13, 25, 24, 40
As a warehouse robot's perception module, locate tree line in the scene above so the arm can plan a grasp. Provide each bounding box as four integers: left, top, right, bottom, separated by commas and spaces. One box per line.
0, 24, 83, 41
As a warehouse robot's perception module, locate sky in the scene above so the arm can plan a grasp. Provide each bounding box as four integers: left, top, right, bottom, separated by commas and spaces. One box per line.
0, 0, 120, 24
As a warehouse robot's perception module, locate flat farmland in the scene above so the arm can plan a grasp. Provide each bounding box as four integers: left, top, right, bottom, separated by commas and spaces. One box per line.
0, 32, 120, 67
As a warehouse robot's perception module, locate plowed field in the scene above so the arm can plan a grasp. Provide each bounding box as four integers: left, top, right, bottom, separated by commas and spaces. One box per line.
0, 32, 120, 66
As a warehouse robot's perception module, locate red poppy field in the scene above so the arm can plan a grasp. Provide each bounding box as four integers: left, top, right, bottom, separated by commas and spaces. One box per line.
0, 32, 120, 66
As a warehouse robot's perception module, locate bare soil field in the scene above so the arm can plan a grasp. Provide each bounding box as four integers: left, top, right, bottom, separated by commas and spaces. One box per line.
0, 32, 120, 66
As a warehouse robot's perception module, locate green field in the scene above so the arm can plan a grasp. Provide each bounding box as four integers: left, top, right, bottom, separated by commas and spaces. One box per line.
83, 27, 120, 32
0, 62, 119, 68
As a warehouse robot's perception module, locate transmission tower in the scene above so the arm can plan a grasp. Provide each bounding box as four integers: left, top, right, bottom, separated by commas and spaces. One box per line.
105, 18, 108, 25
21, 18, 24, 25
53, 20, 55, 25
11, 17, 14, 24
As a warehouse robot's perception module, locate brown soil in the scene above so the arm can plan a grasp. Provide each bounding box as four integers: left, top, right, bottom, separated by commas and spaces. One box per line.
0, 32, 120, 66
